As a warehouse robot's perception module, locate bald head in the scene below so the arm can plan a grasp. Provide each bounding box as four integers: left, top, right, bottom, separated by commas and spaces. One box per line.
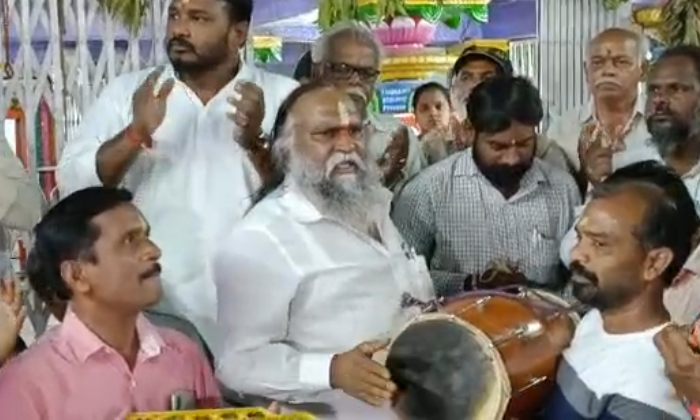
585, 28, 646, 100
588, 28, 647, 62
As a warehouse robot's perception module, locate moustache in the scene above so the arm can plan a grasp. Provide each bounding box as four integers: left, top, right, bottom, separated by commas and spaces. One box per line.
570, 261, 598, 285
594, 79, 621, 88
325, 152, 366, 176
168, 38, 195, 52
648, 109, 675, 121
139, 263, 162, 280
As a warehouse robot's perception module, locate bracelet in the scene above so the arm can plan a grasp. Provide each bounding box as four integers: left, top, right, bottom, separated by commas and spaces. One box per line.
126, 125, 148, 148
247, 133, 270, 154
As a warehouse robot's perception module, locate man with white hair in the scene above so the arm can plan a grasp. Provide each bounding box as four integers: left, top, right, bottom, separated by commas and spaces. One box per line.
311, 21, 426, 192
548, 27, 655, 190
213, 81, 435, 419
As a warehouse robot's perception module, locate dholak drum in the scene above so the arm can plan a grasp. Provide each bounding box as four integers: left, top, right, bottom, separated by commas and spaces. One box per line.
442, 289, 579, 419
380, 313, 511, 419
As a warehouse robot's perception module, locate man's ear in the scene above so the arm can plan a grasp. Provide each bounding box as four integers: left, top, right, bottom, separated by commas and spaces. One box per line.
642, 247, 674, 283
229, 21, 249, 50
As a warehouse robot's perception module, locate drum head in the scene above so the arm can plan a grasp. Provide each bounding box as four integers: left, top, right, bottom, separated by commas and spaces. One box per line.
380, 313, 510, 420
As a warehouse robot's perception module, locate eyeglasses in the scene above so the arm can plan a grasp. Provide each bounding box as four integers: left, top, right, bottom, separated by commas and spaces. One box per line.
324, 62, 380, 82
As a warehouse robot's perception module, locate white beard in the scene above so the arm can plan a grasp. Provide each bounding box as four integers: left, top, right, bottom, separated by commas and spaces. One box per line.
288, 147, 383, 234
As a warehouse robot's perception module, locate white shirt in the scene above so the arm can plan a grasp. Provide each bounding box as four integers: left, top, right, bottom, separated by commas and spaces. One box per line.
0, 135, 44, 232
545, 309, 689, 419
56, 63, 298, 350
213, 185, 435, 419
544, 309, 690, 420
546, 96, 656, 171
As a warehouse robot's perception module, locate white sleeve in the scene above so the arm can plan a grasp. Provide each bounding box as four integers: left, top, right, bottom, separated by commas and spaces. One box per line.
545, 112, 580, 170
0, 138, 43, 230
56, 78, 134, 196
560, 204, 586, 267
214, 227, 334, 401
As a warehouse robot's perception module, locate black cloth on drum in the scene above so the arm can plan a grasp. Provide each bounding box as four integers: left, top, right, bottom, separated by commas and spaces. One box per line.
386, 319, 493, 420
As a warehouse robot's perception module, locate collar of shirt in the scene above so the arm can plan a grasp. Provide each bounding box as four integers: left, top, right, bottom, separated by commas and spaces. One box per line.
55, 308, 166, 363
278, 181, 393, 224
160, 62, 257, 105
455, 149, 548, 188
579, 93, 646, 129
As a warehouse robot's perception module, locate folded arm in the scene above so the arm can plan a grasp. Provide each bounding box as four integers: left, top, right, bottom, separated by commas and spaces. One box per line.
214, 228, 334, 402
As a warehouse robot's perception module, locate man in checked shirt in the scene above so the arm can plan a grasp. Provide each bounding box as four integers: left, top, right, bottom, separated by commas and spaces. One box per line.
392, 76, 581, 298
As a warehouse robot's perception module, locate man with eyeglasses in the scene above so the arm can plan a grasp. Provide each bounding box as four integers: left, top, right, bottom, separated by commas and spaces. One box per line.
310, 21, 426, 192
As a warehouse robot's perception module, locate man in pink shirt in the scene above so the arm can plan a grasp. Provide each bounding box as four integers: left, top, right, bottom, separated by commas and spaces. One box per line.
0, 186, 221, 419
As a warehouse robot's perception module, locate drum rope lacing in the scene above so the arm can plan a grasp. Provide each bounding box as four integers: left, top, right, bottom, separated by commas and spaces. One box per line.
405, 286, 588, 319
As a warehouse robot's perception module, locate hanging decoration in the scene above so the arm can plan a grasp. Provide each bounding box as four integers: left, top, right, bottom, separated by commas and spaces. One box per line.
603, 0, 629, 9
318, 0, 490, 47
252, 36, 283, 63
34, 98, 57, 199
96, 0, 148, 34
1, 0, 12, 78
631, 0, 667, 29
661, 0, 700, 46
6, 99, 27, 168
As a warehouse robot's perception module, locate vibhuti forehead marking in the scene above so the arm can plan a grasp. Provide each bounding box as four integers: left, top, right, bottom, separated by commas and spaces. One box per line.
337, 99, 352, 126
579, 214, 590, 229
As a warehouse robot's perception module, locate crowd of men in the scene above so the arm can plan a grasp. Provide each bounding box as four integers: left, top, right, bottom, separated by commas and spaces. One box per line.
1, 0, 700, 419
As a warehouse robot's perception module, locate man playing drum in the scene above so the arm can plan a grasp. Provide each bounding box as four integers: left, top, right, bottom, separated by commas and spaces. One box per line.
213, 82, 435, 419
543, 175, 697, 419
392, 76, 580, 297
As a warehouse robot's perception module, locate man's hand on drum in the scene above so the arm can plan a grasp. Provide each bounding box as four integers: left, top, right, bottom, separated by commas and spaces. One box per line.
545, 314, 576, 352
330, 340, 397, 406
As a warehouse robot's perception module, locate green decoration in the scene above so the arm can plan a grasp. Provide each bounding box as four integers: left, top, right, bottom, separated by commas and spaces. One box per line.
96, 0, 148, 35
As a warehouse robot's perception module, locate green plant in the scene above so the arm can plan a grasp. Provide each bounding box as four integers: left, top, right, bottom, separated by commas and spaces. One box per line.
96, 0, 148, 35
661, 0, 700, 46
603, 0, 629, 10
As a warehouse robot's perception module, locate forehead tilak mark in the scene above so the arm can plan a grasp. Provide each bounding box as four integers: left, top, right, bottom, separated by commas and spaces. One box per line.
338, 100, 351, 126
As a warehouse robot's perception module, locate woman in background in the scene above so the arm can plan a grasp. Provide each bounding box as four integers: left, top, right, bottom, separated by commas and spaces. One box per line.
412, 82, 470, 165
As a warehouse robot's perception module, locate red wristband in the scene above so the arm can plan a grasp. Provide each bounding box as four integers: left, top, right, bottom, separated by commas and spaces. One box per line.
126, 125, 150, 148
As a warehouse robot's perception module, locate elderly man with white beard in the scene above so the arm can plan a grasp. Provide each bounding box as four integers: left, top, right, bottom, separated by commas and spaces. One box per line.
213, 81, 436, 419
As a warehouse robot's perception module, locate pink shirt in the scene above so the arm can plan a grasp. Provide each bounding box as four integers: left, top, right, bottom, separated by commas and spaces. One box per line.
0, 310, 221, 419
